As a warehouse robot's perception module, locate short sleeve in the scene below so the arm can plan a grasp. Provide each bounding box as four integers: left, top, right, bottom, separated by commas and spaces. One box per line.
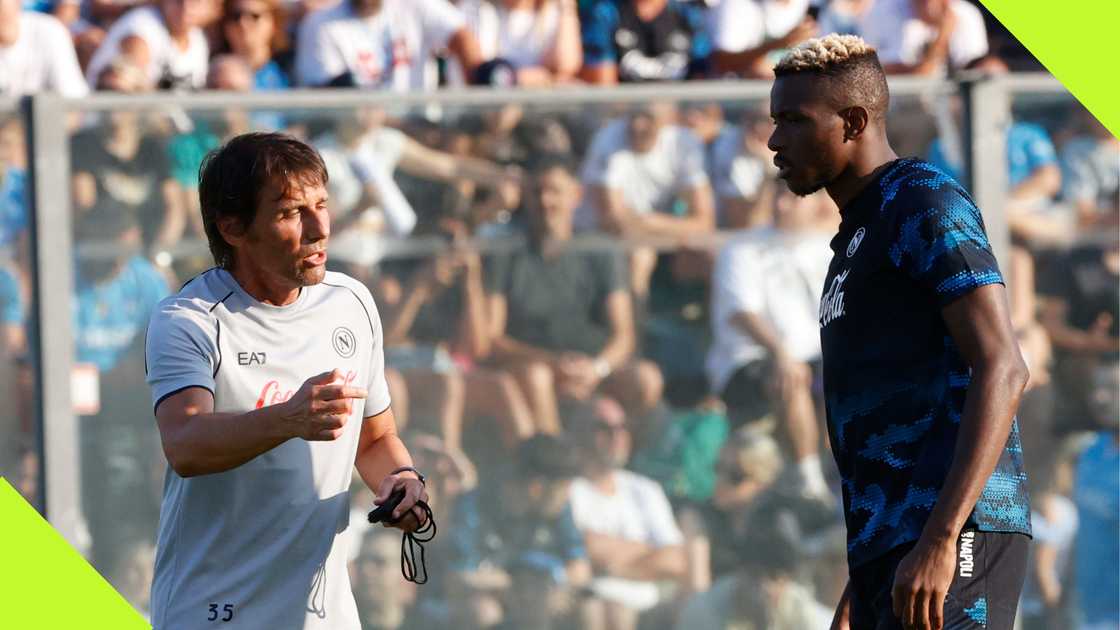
419, 0, 467, 50
1017, 124, 1058, 171
145, 300, 219, 412
638, 478, 684, 546
580, 1, 618, 66
593, 250, 626, 298
886, 176, 1004, 306
360, 289, 393, 417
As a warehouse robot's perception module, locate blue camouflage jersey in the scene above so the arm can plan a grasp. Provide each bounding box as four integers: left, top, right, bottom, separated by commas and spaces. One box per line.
819, 158, 1031, 568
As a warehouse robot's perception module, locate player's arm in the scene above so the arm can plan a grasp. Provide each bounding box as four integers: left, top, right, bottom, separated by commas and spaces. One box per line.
354, 405, 429, 529
891, 283, 1029, 630
830, 581, 852, 630
155, 369, 366, 477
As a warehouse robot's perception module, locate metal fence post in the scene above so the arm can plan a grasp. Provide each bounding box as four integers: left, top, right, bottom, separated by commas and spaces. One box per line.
962, 75, 1012, 272
24, 94, 82, 550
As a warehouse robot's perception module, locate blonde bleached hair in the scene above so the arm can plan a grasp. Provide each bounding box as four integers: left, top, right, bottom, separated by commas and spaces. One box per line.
773, 33, 890, 121
774, 34, 877, 75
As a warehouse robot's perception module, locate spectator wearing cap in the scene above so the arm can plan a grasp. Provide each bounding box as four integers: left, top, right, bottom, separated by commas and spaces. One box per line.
860, 0, 990, 76
567, 396, 687, 630
294, 0, 483, 89
578, 0, 710, 84
448, 435, 591, 629
217, 0, 294, 90
486, 156, 663, 434
450, 0, 583, 87
707, 0, 818, 79
85, 0, 211, 90
0, 0, 88, 97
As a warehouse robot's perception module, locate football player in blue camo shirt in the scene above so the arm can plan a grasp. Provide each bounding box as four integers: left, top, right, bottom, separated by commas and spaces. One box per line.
766, 35, 1032, 630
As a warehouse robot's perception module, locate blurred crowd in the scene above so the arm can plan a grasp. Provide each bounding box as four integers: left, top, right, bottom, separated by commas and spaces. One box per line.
2, 0, 1046, 99
0, 1, 1118, 629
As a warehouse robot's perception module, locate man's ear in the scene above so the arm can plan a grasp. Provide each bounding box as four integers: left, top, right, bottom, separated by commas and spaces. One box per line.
216, 215, 247, 250
839, 106, 870, 142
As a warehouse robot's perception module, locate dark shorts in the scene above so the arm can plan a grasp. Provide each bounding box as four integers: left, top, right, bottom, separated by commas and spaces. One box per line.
849, 530, 1029, 630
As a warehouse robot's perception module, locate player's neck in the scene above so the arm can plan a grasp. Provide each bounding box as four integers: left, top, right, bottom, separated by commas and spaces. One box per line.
826, 143, 899, 212
227, 264, 302, 306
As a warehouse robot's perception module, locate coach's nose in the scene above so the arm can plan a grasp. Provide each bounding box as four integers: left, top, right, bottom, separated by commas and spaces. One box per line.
305, 205, 330, 243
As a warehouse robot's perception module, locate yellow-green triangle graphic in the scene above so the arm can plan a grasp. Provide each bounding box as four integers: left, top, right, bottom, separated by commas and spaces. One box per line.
979, 0, 1120, 138
0, 478, 149, 629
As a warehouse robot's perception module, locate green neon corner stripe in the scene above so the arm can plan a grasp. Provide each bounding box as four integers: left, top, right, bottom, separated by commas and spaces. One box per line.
0, 479, 149, 629
979, 0, 1120, 138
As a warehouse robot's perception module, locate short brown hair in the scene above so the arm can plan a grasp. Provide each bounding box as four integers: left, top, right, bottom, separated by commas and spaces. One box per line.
197, 133, 328, 268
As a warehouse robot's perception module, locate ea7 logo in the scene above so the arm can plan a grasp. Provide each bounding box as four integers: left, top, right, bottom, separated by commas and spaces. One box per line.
238, 352, 267, 366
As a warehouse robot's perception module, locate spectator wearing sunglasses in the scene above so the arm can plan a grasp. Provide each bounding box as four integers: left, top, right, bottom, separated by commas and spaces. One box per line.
218, 0, 293, 90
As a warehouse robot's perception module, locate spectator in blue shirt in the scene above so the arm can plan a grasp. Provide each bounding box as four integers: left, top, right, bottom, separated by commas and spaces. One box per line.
579, 0, 711, 83
1073, 362, 1119, 630
0, 114, 28, 254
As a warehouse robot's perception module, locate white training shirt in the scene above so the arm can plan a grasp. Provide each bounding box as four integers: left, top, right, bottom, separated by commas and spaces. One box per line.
85, 6, 209, 89
569, 470, 684, 610
145, 268, 391, 630
0, 11, 89, 97
706, 228, 833, 393
294, 0, 464, 89
577, 119, 709, 229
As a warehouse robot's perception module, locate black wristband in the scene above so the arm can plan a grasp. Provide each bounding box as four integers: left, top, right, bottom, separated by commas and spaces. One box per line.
390, 466, 426, 486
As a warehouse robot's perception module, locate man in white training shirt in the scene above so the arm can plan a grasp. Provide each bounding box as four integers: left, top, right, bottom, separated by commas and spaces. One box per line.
145, 133, 429, 629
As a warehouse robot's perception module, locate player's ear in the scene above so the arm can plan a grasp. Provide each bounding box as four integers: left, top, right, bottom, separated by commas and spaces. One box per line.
839, 106, 870, 142
217, 215, 248, 249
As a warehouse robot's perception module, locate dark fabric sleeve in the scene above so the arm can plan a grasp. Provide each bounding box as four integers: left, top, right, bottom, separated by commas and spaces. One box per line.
886, 177, 1004, 307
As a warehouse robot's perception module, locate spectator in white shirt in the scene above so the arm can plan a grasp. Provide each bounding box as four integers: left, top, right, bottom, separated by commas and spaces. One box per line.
85, 0, 211, 90
580, 103, 715, 297
295, 0, 484, 89
707, 182, 835, 499
568, 396, 687, 630
0, 0, 89, 97
707, 0, 817, 79
861, 0, 989, 75
453, 0, 583, 87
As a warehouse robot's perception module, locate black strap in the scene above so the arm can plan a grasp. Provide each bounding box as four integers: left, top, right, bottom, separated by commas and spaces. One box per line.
396, 501, 436, 584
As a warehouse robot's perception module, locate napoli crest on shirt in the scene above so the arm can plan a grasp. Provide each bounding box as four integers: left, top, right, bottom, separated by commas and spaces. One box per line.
846, 227, 866, 258
332, 326, 357, 359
